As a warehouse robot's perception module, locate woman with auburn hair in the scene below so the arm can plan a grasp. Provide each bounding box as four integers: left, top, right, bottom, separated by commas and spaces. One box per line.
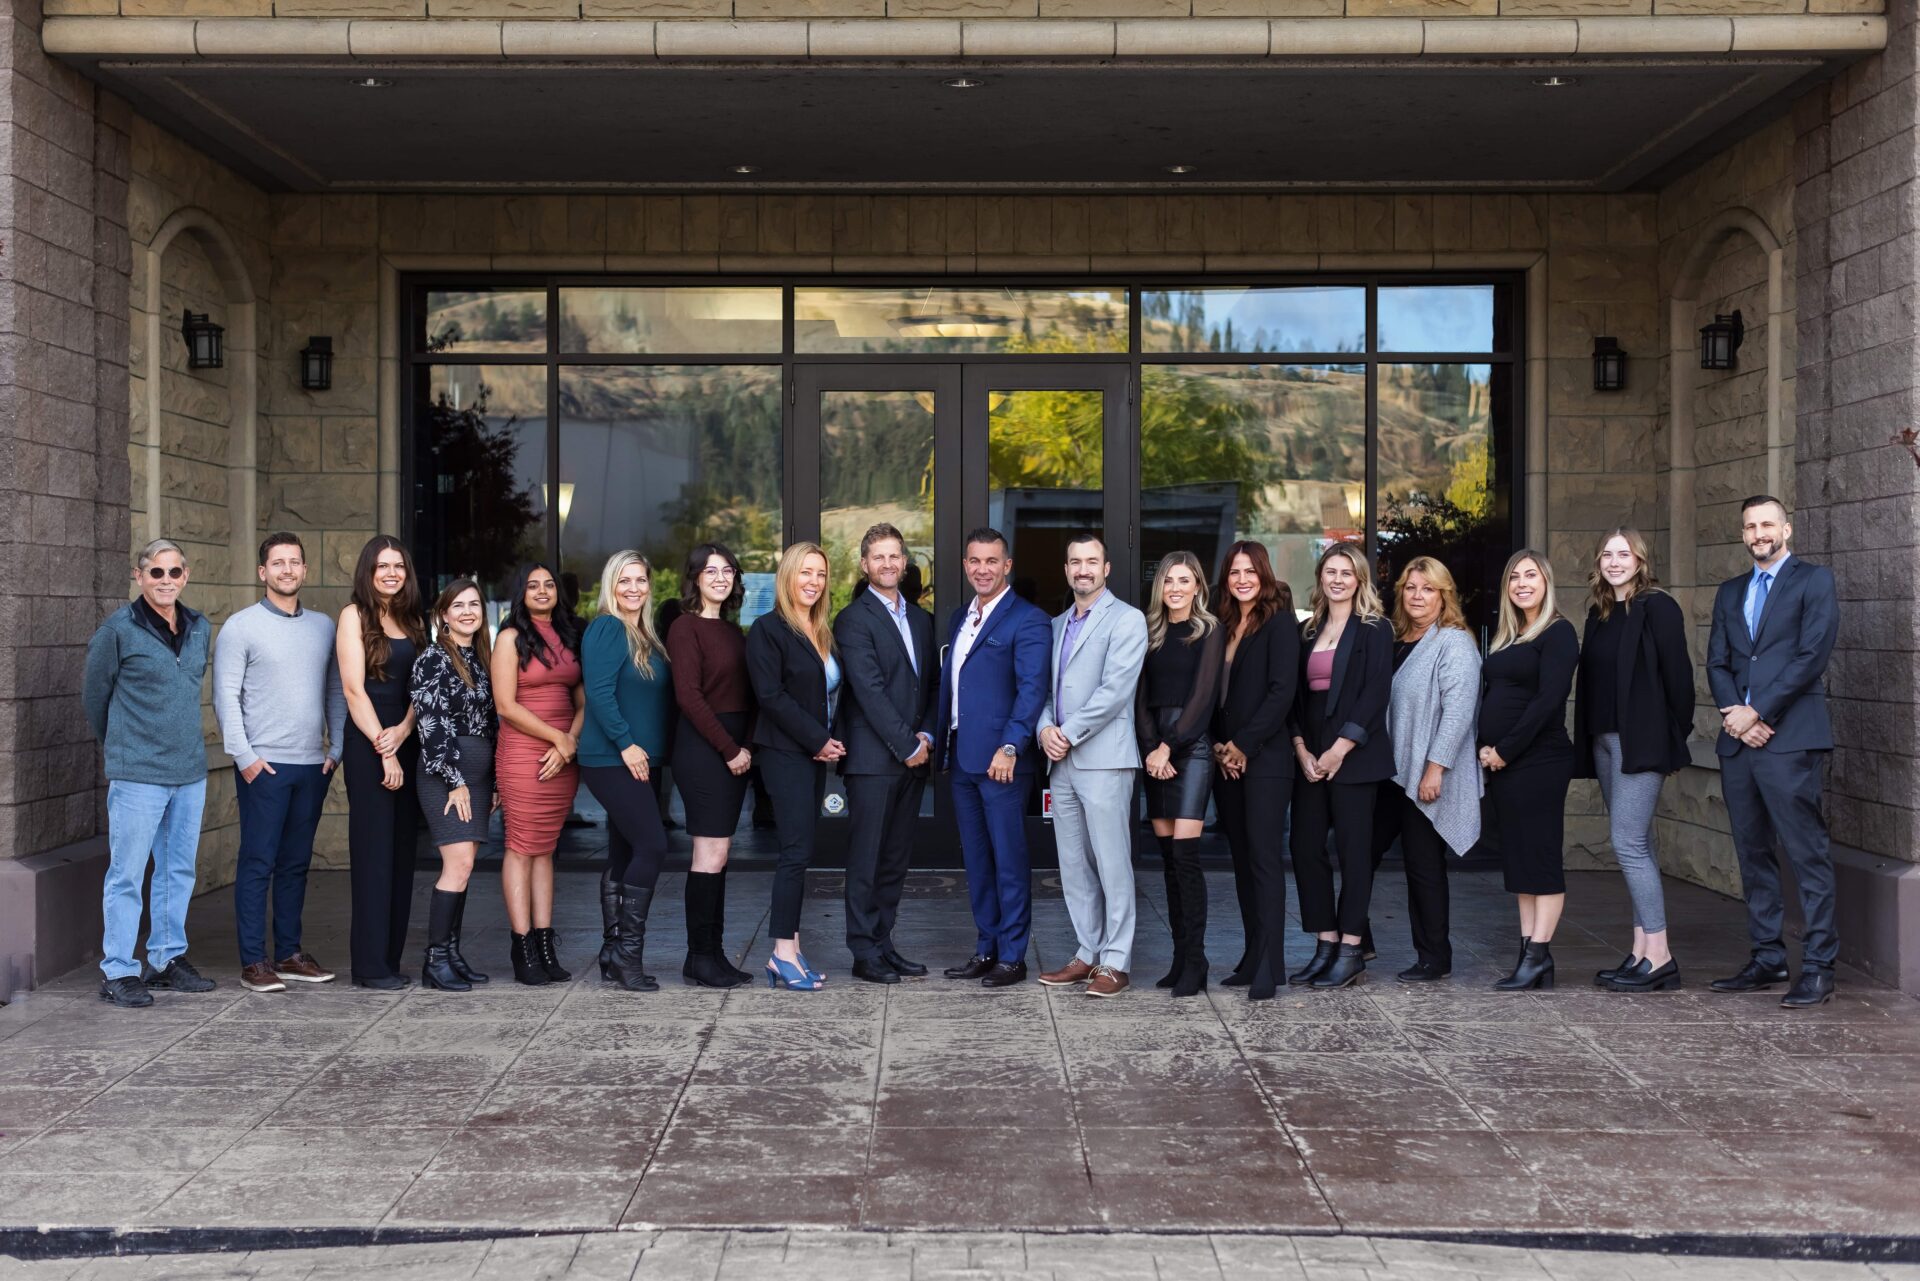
668, 542, 755, 989
1370, 556, 1481, 984
336, 535, 429, 990
490, 561, 585, 986
1480, 549, 1580, 991
747, 542, 846, 991
411, 579, 498, 992
580, 551, 676, 992
1287, 542, 1395, 989
1575, 527, 1694, 993
1137, 550, 1227, 998
1210, 541, 1300, 1001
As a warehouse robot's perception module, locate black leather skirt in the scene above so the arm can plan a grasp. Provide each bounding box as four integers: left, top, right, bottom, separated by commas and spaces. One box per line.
1143, 706, 1214, 821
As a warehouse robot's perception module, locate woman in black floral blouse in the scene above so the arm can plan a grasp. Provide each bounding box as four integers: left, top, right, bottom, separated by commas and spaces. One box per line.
411, 579, 500, 992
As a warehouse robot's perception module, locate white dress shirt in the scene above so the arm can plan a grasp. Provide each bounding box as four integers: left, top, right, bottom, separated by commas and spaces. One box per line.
950, 586, 1009, 729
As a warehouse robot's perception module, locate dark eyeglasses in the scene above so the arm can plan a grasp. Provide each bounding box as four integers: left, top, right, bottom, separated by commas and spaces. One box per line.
146, 566, 185, 580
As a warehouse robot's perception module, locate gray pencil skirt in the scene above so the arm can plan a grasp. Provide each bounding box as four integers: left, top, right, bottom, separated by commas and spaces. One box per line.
417, 735, 495, 847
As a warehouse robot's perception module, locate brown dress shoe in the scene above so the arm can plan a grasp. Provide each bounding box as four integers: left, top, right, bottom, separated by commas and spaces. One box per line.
273, 953, 336, 984
1085, 967, 1130, 999
1039, 957, 1095, 987
240, 962, 287, 993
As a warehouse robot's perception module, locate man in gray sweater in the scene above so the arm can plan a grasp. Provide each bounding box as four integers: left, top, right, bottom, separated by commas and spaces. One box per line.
83, 538, 217, 1008
213, 532, 349, 993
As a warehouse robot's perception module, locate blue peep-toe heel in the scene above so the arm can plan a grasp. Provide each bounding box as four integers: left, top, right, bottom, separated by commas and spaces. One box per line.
766, 954, 824, 991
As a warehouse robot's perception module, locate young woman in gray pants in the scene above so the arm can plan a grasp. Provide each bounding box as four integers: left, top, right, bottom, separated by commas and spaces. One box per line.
1572, 528, 1696, 993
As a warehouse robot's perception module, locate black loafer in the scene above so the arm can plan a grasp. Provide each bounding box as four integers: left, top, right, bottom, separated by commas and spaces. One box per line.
944, 954, 996, 980
1397, 962, 1450, 983
353, 974, 408, 990
981, 961, 1028, 988
1595, 952, 1638, 986
1780, 969, 1835, 1008
881, 949, 928, 978
99, 975, 153, 1008
852, 957, 900, 985
1710, 959, 1791, 992
143, 957, 215, 992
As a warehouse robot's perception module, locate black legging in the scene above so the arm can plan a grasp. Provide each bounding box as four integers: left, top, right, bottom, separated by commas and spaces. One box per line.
582, 764, 668, 891
1214, 770, 1290, 986
344, 729, 419, 981
759, 747, 823, 939
1371, 787, 1454, 971
1289, 775, 1375, 938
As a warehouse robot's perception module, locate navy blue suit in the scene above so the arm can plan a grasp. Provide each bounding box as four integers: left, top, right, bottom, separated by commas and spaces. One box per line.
1706, 554, 1840, 970
933, 590, 1051, 965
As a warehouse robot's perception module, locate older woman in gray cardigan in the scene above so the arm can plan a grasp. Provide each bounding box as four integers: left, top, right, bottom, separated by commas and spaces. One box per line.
1372, 557, 1483, 983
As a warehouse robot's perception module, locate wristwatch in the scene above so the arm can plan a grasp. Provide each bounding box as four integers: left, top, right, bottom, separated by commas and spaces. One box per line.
999, 744, 1018, 758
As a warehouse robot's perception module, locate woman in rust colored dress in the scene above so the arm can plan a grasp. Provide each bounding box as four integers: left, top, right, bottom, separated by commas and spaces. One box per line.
491, 561, 585, 986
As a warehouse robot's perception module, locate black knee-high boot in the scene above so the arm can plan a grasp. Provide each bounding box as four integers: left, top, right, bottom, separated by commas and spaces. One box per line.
598, 869, 623, 981
716, 867, 753, 982
683, 871, 747, 988
446, 889, 487, 984
608, 887, 658, 992
1169, 838, 1209, 997
1155, 835, 1184, 989
423, 888, 470, 992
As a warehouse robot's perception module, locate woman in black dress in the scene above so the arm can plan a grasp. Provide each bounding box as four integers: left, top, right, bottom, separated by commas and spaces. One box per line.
666, 542, 756, 989
1478, 550, 1579, 991
336, 535, 427, 990
1211, 542, 1299, 1002
1288, 542, 1395, 990
1137, 550, 1226, 997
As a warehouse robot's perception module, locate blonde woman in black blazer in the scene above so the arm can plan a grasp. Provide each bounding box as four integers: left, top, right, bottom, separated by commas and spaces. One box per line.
746, 542, 845, 991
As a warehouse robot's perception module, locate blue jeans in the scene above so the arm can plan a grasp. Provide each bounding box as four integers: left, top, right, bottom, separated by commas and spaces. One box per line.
102, 779, 207, 980
233, 762, 332, 966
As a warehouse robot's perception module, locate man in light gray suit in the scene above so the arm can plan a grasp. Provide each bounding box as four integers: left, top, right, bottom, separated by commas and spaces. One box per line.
1036, 534, 1149, 998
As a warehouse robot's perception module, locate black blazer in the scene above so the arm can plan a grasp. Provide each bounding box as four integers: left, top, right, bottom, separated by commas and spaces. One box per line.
1290, 613, 1395, 786
745, 614, 833, 756
1705, 555, 1837, 756
1573, 590, 1693, 777
1211, 615, 1300, 780
832, 588, 938, 776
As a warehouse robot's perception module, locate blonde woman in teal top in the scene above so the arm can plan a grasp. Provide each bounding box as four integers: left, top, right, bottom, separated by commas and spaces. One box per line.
579, 550, 675, 992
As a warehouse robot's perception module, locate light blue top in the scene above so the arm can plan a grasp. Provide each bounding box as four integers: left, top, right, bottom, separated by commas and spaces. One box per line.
868, 584, 918, 673
1744, 552, 1789, 702
825, 653, 842, 696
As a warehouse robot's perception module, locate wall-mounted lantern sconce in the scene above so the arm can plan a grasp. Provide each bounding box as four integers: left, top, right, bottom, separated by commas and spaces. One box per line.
1592, 336, 1626, 392
181, 311, 224, 370
300, 336, 333, 392
1699, 310, 1744, 371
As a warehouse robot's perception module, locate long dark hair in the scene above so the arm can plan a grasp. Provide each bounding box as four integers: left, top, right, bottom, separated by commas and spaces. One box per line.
505, 561, 582, 670
350, 535, 426, 683
431, 578, 492, 688
679, 542, 743, 619
1214, 540, 1284, 637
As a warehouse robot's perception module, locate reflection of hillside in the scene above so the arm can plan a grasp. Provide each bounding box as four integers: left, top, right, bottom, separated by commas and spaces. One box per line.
425, 290, 547, 356
1378, 365, 1491, 501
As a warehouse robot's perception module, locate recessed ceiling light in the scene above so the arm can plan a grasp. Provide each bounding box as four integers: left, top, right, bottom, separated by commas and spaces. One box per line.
730, 165, 760, 175
348, 77, 393, 88
944, 77, 983, 89
1532, 75, 1577, 87
1164, 164, 1197, 175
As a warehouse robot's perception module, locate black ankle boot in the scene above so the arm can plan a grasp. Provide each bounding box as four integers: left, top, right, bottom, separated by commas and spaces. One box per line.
607, 887, 658, 992
1169, 838, 1208, 998
446, 890, 487, 984
715, 869, 753, 983
1154, 839, 1184, 988
1495, 939, 1555, 991
683, 871, 749, 989
598, 869, 623, 981
1517, 935, 1531, 971
422, 889, 470, 992
1310, 943, 1366, 988
510, 931, 549, 986
532, 926, 570, 982
1289, 939, 1338, 985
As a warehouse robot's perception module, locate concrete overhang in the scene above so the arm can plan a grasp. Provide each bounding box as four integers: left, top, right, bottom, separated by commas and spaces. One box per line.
44, 15, 1883, 193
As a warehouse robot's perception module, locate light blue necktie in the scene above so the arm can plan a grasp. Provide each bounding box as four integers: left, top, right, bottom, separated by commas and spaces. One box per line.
1748, 571, 1772, 639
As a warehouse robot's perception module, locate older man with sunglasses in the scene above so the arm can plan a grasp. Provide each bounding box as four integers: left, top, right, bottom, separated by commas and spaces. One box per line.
83, 538, 218, 1008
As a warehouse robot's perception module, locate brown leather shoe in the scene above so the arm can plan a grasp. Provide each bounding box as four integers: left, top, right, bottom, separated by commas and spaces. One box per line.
1038, 957, 1095, 987
273, 953, 336, 984
240, 962, 286, 993
1086, 967, 1130, 998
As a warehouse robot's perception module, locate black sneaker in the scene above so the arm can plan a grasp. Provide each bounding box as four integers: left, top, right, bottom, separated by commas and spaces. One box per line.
144, 956, 216, 992
99, 975, 154, 1007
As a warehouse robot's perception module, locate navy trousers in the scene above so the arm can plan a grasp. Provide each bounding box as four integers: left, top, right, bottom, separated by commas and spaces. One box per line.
232, 761, 332, 967
1722, 747, 1838, 970
949, 767, 1031, 965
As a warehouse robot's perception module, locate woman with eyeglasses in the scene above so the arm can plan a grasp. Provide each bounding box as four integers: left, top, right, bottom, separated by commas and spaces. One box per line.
336, 535, 428, 990
491, 561, 585, 986
667, 543, 757, 989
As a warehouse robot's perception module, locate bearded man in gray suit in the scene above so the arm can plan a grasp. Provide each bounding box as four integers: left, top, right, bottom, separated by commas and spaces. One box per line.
1036, 534, 1150, 998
